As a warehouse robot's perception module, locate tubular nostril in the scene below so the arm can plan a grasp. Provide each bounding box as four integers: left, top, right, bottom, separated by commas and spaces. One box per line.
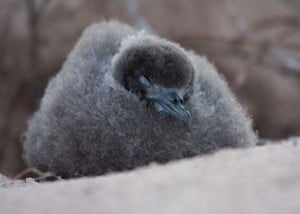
166, 90, 183, 105
169, 97, 177, 104
172, 97, 183, 105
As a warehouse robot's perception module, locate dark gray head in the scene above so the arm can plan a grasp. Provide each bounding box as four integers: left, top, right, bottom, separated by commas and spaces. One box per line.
113, 36, 195, 126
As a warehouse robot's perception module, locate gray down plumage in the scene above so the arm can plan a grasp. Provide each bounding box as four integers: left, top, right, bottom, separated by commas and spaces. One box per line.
23, 21, 257, 178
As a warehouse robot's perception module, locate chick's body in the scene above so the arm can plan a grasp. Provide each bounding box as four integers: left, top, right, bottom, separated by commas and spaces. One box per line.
23, 21, 256, 177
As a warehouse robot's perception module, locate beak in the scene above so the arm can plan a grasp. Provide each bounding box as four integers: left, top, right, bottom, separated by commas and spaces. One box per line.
149, 89, 191, 127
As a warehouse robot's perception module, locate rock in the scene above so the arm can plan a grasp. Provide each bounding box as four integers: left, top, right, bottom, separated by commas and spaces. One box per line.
0, 174, 37, 189
1, 139, 300, 214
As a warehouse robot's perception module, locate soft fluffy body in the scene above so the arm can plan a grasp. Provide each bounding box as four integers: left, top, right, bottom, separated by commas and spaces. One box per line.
23, 21, 257, 177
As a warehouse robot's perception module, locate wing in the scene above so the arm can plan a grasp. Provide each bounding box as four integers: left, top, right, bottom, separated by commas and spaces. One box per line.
23, 21, 137, 177
186, 51, 257, 152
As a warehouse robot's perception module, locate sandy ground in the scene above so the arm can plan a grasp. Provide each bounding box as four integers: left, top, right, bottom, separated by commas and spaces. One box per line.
1, 139, 300, 214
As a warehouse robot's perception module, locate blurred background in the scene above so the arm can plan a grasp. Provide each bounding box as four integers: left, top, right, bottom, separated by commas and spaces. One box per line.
0, 0, 300, 177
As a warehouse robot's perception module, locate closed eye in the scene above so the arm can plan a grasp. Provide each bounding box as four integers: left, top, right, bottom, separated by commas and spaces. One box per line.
138, 75, 151, 87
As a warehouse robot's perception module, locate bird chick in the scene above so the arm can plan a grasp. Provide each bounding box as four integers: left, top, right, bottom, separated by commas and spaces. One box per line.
23, 21, 257, 178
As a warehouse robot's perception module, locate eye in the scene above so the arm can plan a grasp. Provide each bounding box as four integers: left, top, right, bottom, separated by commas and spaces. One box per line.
138, 75, 151, 88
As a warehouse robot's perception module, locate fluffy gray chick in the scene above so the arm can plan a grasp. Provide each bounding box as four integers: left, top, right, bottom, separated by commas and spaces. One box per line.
23, 21, 257, 178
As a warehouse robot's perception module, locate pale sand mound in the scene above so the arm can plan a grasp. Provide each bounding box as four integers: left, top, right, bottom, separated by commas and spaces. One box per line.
1, 139, 300, 214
